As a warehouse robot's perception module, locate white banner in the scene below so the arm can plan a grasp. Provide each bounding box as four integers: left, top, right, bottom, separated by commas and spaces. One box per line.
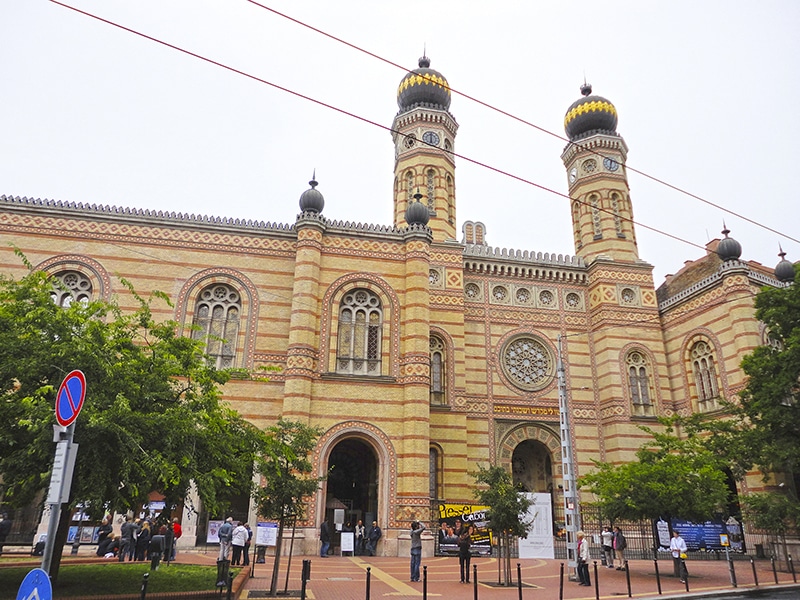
518, 493, 554, 559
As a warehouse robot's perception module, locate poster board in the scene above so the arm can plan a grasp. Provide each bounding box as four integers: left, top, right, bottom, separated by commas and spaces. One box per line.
518, 493, 554, 559
256, 522, 278, 547
436, 503, 492, 555
206, 520, 222, 544
341, 531, 354, 554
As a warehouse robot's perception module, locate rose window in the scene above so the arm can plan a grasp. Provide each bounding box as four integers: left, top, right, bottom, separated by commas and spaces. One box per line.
465, 283, 480, 299
429, 269, 440, 285
515, 288, 531, 304
502, 337, 553, 391
566, 292, 580, 308
493, 286, 508, 301
539, 290, 554, 306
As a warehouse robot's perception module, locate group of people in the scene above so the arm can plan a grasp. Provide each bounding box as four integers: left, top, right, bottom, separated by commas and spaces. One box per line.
95, 515, 182, 562
320, 519, 382, 557
216, 516, 253, 565
577, 526, 628, 587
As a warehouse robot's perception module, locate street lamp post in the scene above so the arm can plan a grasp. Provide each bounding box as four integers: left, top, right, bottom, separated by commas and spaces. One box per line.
557, 334, 582, 579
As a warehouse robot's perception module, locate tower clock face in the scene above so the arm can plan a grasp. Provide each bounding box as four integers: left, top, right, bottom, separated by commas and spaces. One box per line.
422, 131, 440, 147
603, 157, 619, 172
569, 167, 578, 183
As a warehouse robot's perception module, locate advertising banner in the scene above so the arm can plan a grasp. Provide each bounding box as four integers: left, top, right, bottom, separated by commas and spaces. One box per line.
663, 518, 745, 552
436, 503, 492, 556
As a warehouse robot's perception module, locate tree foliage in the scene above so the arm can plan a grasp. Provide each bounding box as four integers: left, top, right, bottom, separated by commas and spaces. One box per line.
579, 418, 729, 522
0, 264, 267, 577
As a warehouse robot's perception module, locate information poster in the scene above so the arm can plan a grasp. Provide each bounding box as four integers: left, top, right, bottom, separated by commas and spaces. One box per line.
436, 503, 492, 556
206, 520, 222, 544
518, 493, 554, 559
670, 519, 727, 551
256, 521, 278, 547
341, 531, 354, 554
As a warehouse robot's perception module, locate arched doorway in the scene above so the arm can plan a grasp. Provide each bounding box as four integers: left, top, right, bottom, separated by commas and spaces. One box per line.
326, 438, 379, 530
511, 440, 554, 494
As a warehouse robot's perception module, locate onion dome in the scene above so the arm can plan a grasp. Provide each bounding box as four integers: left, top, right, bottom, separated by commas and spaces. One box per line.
405, 191, 430, 226
564, 83, 618, 140
717, 224, 742, 261
397, 56, 451, 112
775, 247, 795, 283
298, 174, 324, 213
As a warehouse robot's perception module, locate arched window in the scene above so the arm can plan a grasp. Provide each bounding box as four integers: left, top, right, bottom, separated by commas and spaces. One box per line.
691, 340, 720, 410
590, 194, 602, 239
626, 350, 654, 416
426, 169, 436, 212
446, 175, 454, 224
430, 335, 446, 405
191, 283, 241, 369
406, 170, 415, 202
50, 271, 92, 307
611, 192, 624, 237
429, 446, 442, 500
337, 289, 383, 375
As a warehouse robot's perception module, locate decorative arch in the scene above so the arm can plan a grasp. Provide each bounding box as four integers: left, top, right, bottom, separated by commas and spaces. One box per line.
176, 268, 260, 370
313, 421, 397, 529
320, 273, 401, 377
618, 342, 661, 416
681, 330, 726, 413
34, 254, 112, 301
429, 326, 455, 406
497, 423, 562, 479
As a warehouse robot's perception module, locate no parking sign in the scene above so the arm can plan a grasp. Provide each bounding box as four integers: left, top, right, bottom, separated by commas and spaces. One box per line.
55, 370, 86, 427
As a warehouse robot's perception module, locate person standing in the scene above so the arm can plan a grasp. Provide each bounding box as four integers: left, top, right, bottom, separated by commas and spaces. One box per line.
409, 521, 426, 582
458, 523, 472, 583
0, 513, 12, 556
171, 517, 182, 561
319, 520, 331, 558
118, 516, 137, 562
354, 519, 366, 556
367, 520, 382, 556
613, 526, 627, 570
135, 521, 151, 561
217, 517, 234, 561
601, 526, 614, 568
576, 531, 591, 586
96, 516, 112, 547
670, 530, 688, 583
231, 521, 248, 565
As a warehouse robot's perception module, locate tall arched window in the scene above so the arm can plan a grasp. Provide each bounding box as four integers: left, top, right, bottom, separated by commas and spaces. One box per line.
192, 283, 241, 369
429, 446, 442, 500
426, 169, 436, 212
430, 335, 446, 405
337, 289, 383, 375
50, 271, 92, 307
590, 194, 602, 239
611, 192, 624, 237
626, 350, 654, 416
446, 175, 454, 224
691, 340, 719, 410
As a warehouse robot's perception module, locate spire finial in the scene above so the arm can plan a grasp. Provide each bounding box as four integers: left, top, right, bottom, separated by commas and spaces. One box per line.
580, 81, 592, 96
721, 221, 730, 237
413, 187, 423, 202
309, 169, 318, 188
779, 244, 787, 260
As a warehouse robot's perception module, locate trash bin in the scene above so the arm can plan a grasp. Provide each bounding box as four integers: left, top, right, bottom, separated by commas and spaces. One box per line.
256, 545, 267, 564
216, 559, 231, 586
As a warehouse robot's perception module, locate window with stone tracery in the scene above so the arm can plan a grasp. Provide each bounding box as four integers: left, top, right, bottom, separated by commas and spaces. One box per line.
50, 270, 93, 307
501, 336, 553, 391
430, 335, 446, 405
426, 169, 435, 212
611, 192, 624, 237
691, 340, 720, 411
590, 194, 602, 239
406, 170, 415, 202
192, 283, 241, 369
337, 289, 383, 376
446, 175, 454, 224
429, 446, 442, 500
626, 351, 654, 416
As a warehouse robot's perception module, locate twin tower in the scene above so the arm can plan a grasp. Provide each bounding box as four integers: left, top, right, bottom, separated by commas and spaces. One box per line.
390, 57, 639, 266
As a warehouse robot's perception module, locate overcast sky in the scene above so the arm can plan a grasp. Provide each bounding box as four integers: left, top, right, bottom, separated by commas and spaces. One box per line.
3, 1, 798, 285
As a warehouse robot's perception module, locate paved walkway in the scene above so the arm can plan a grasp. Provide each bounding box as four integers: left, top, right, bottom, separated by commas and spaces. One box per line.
176, 551, 799, 600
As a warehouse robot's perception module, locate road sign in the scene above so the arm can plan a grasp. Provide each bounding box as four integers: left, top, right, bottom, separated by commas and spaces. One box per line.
16, 567, 52, 600
55, 370, 86, 427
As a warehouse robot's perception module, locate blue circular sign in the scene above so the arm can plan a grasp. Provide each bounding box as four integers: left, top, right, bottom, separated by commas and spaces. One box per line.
17, 567, 52, 600
55, 370, 86, 427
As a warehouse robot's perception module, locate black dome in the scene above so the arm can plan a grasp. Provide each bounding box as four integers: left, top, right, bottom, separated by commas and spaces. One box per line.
299, 176, 324, 213
405, 199, 430, 226
397, 56, 451, 112
775, 248, 795, 283
564, 83, 618, 140
717, 225, 742, 261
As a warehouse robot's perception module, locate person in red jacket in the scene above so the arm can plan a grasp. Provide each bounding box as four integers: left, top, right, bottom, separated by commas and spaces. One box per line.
171, 517, 182, 561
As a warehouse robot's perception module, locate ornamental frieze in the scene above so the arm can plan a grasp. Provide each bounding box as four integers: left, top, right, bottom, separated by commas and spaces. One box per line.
430, 251, 463, 264
430, 294, 463, 307
453, 396, 489, 413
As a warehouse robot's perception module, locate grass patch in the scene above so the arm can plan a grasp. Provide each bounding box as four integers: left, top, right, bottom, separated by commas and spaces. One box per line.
0, 562, 238, 598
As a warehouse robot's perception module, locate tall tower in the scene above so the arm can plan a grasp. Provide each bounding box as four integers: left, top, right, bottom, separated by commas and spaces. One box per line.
560, 84, 638, 263
391, 56, 459, 242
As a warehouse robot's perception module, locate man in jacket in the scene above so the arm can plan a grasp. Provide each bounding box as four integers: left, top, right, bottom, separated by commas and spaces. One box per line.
217, 517, 234, 561
366, 520, 382, 556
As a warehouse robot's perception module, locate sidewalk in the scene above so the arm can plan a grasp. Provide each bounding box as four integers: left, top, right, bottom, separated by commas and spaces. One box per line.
214, 553, 800, 600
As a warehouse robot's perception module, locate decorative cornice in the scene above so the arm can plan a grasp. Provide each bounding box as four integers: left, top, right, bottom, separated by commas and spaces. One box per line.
463, 243, 586, 283
560, 133, 629, 165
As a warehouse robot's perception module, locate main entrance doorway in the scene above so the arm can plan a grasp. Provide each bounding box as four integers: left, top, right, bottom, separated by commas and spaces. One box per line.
326, 438, 379, 534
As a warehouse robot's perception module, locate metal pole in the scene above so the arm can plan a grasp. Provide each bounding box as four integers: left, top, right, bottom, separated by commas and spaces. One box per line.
592, 561, 599, 599
557, 335, 581, 580
365, 566, 371, 600
42, 423, 76, 574
558, 562, 565, 600
750, 557, 759, 586
423, 565, 427, 600
771, 556, 779, 584
140, 572, 149, 600
473, 564, 478, 600
624, 560, 632, 597
653, 558, 662, 595
726, 545, 737, 587
789, 555, 796, 583
517, 563, 523, 600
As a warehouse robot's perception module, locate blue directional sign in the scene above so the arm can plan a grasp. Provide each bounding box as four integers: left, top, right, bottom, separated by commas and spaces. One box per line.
16, 567, 52, 600
55, 370, 86, 428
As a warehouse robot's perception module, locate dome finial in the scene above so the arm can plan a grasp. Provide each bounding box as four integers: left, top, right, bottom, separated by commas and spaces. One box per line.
413, 188, 423, 202
717, 222, 742, 261
721, 221, 730, 237
580, 81, 592, 96
775, 244, 795, 283
310, 169, 317, 188
299, 171, 324, 213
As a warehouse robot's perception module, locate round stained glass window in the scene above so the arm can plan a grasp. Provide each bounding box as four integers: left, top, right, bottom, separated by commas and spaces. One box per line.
465, 283, 480, 299
501, 336, 553, 391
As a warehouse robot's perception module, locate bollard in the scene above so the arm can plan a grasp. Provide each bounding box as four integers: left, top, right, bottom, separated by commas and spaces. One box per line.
559, 562, 565, 600
226, 571, 234, 600
423, 565, 427, 600
517, 563, 523, 600
140, 572, 149, 600
653, 558, 662, 595
592, 561, 600, 600
771, 556, 779, 584
300, 559, 310, 600
150, 550, 161, 572
750, 557, 759, 587
216, 559, 230, 587
683, 571, 690, 592
624, 560, 632, 598
789, 555, 797, 583
728, 553, 737, 588
473, 564, 478, 600
365, 566, 371, 600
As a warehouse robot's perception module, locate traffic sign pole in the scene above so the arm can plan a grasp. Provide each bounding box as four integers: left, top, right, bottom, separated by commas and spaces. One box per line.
41, 423, 76, 575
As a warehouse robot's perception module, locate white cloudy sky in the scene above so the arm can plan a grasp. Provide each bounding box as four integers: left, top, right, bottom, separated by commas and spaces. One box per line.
3, 1, 798, 285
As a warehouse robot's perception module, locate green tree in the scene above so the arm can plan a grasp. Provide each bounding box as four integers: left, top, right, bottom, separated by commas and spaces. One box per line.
253, 419, 324, 597
741, 492, 800, 565
0, 263, 267, 581
472, 464, 533, 586
579, 419, 729, 523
